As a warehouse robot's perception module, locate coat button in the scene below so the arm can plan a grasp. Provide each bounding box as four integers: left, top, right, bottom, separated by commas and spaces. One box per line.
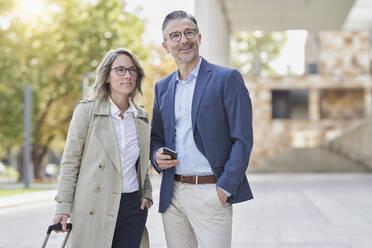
89, 210, 95, 215
99, 164, 105, 169
95, 187, 101, 193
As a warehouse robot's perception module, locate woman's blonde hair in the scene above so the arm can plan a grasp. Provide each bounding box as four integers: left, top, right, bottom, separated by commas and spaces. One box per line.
91, 48, 144, 101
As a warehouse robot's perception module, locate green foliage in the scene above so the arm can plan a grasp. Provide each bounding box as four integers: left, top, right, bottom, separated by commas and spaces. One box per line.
0, 0, 14, 13
0, 0, 148, 177
0, 165, 19, 181
0, 188, 50, 197
140, 46, 177, 122
231, 31, 287, 77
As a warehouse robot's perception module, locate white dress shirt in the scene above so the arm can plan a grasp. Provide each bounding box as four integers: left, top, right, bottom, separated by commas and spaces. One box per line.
173, 58, 213, 176
110, 98, 140, 193
173, 58, 231, 196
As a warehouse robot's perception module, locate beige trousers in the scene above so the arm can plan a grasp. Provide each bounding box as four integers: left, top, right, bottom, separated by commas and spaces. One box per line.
162, 181, 233, 248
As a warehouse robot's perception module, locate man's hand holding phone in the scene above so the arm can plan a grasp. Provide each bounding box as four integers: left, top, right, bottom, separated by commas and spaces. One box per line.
155, 147, 179, 170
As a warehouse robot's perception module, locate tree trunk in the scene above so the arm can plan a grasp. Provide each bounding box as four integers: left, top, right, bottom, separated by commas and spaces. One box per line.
17, 150, 24, 183
33, 151, 43, 179
32, 145, 47, 180
17, 145, 44, 182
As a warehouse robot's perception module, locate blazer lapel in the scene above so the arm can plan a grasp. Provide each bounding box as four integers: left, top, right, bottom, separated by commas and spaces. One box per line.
164, 72, 177, 149
191, 58, 212, 131
94, 100, 122, 173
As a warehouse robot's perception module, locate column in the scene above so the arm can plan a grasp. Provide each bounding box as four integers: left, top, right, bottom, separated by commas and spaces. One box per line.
309, 88, 320, 121
195, 0, 231, 66
364, 86, 372, 117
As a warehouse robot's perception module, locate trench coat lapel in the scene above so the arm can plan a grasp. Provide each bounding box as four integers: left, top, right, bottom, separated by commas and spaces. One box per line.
94, 100, 122, 173
134, 115, 150, 187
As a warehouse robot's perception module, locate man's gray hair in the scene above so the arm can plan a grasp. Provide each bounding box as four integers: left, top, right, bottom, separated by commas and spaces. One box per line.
162, 10, 199, 38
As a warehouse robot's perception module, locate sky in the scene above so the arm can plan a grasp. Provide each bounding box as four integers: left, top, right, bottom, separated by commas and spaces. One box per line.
270, 30, 307, 75
125, 0, 306, 75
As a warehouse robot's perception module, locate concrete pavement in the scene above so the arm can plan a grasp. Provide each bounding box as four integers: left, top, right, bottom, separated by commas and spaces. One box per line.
0, 190, 56, 209
1, 173, 372, 247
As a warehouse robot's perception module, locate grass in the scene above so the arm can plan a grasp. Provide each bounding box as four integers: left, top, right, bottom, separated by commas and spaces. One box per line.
0, 167, 57, 197
0, 188, 51, 197
0, 166, 19, 179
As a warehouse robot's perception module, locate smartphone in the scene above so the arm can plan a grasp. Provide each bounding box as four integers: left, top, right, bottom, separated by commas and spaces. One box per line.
162, 147, 178, 160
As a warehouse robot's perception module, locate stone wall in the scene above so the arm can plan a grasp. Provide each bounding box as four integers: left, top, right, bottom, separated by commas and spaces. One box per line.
327, 118, 372, 170
246, 76, 372, 167
246, 30, 372, 168
321, 89, 364, 118
319, 31, 370, 76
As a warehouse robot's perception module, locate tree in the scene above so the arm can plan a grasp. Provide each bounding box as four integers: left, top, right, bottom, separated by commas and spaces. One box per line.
140, 46, 177, 122
0, 0, 149, 180
231, 31, 287, 77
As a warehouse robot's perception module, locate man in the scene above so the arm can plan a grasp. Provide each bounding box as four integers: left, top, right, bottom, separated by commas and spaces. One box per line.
150, 10, 253, 248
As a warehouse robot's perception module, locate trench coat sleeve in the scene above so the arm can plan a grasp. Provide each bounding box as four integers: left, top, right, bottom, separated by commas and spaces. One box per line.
137, 109, 153, 203
142, 170, 152, 202
140, 227, 150, 248
55, 102, 92, 215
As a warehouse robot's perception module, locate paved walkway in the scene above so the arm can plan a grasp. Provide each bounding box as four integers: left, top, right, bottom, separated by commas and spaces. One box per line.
1, 173, 372, 247
0, 190, 56, 209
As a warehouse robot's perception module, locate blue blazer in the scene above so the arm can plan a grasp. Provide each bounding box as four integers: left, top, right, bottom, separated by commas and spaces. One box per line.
151, 58, 253, 213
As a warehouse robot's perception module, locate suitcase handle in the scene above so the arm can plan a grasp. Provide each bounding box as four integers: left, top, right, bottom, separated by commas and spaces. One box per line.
47, 223, 73, 234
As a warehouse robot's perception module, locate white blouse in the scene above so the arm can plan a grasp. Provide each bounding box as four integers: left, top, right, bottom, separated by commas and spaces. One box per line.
110, 98, 140, 193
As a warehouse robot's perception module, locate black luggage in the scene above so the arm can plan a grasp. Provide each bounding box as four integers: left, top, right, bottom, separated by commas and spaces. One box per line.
41, 223, 72, 248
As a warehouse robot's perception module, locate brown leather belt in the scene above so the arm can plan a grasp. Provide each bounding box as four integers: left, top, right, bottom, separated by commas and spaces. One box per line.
175, 174, 216, 184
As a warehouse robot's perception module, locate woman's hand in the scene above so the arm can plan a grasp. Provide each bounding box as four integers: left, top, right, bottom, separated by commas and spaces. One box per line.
140, 198, 151, 210
53, 214, 70, 232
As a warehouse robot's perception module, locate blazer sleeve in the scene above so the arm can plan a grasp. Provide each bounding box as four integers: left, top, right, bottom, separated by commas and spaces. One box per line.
55, 102, 92, 215
150, 83, 165, 173
216, 69, 253, 196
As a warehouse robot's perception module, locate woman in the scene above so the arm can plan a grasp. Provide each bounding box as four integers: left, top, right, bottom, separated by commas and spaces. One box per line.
53, 48, 152, 248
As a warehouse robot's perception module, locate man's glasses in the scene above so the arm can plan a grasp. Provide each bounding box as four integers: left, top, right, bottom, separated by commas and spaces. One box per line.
111, 66, 138, 77
165, 29, 198, 42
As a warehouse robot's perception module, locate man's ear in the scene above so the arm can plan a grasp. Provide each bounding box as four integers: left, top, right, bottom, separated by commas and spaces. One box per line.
197, 33, 202, 46
162, 41, 169, 53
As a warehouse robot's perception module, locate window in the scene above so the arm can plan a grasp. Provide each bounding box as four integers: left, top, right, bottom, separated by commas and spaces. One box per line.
272, 90, 309, 119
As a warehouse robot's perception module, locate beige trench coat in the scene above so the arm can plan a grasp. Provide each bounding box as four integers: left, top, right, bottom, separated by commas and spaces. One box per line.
55, 99, 152, 248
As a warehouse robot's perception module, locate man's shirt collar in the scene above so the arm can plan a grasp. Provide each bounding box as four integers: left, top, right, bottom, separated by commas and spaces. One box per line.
175, 56, 202, 83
